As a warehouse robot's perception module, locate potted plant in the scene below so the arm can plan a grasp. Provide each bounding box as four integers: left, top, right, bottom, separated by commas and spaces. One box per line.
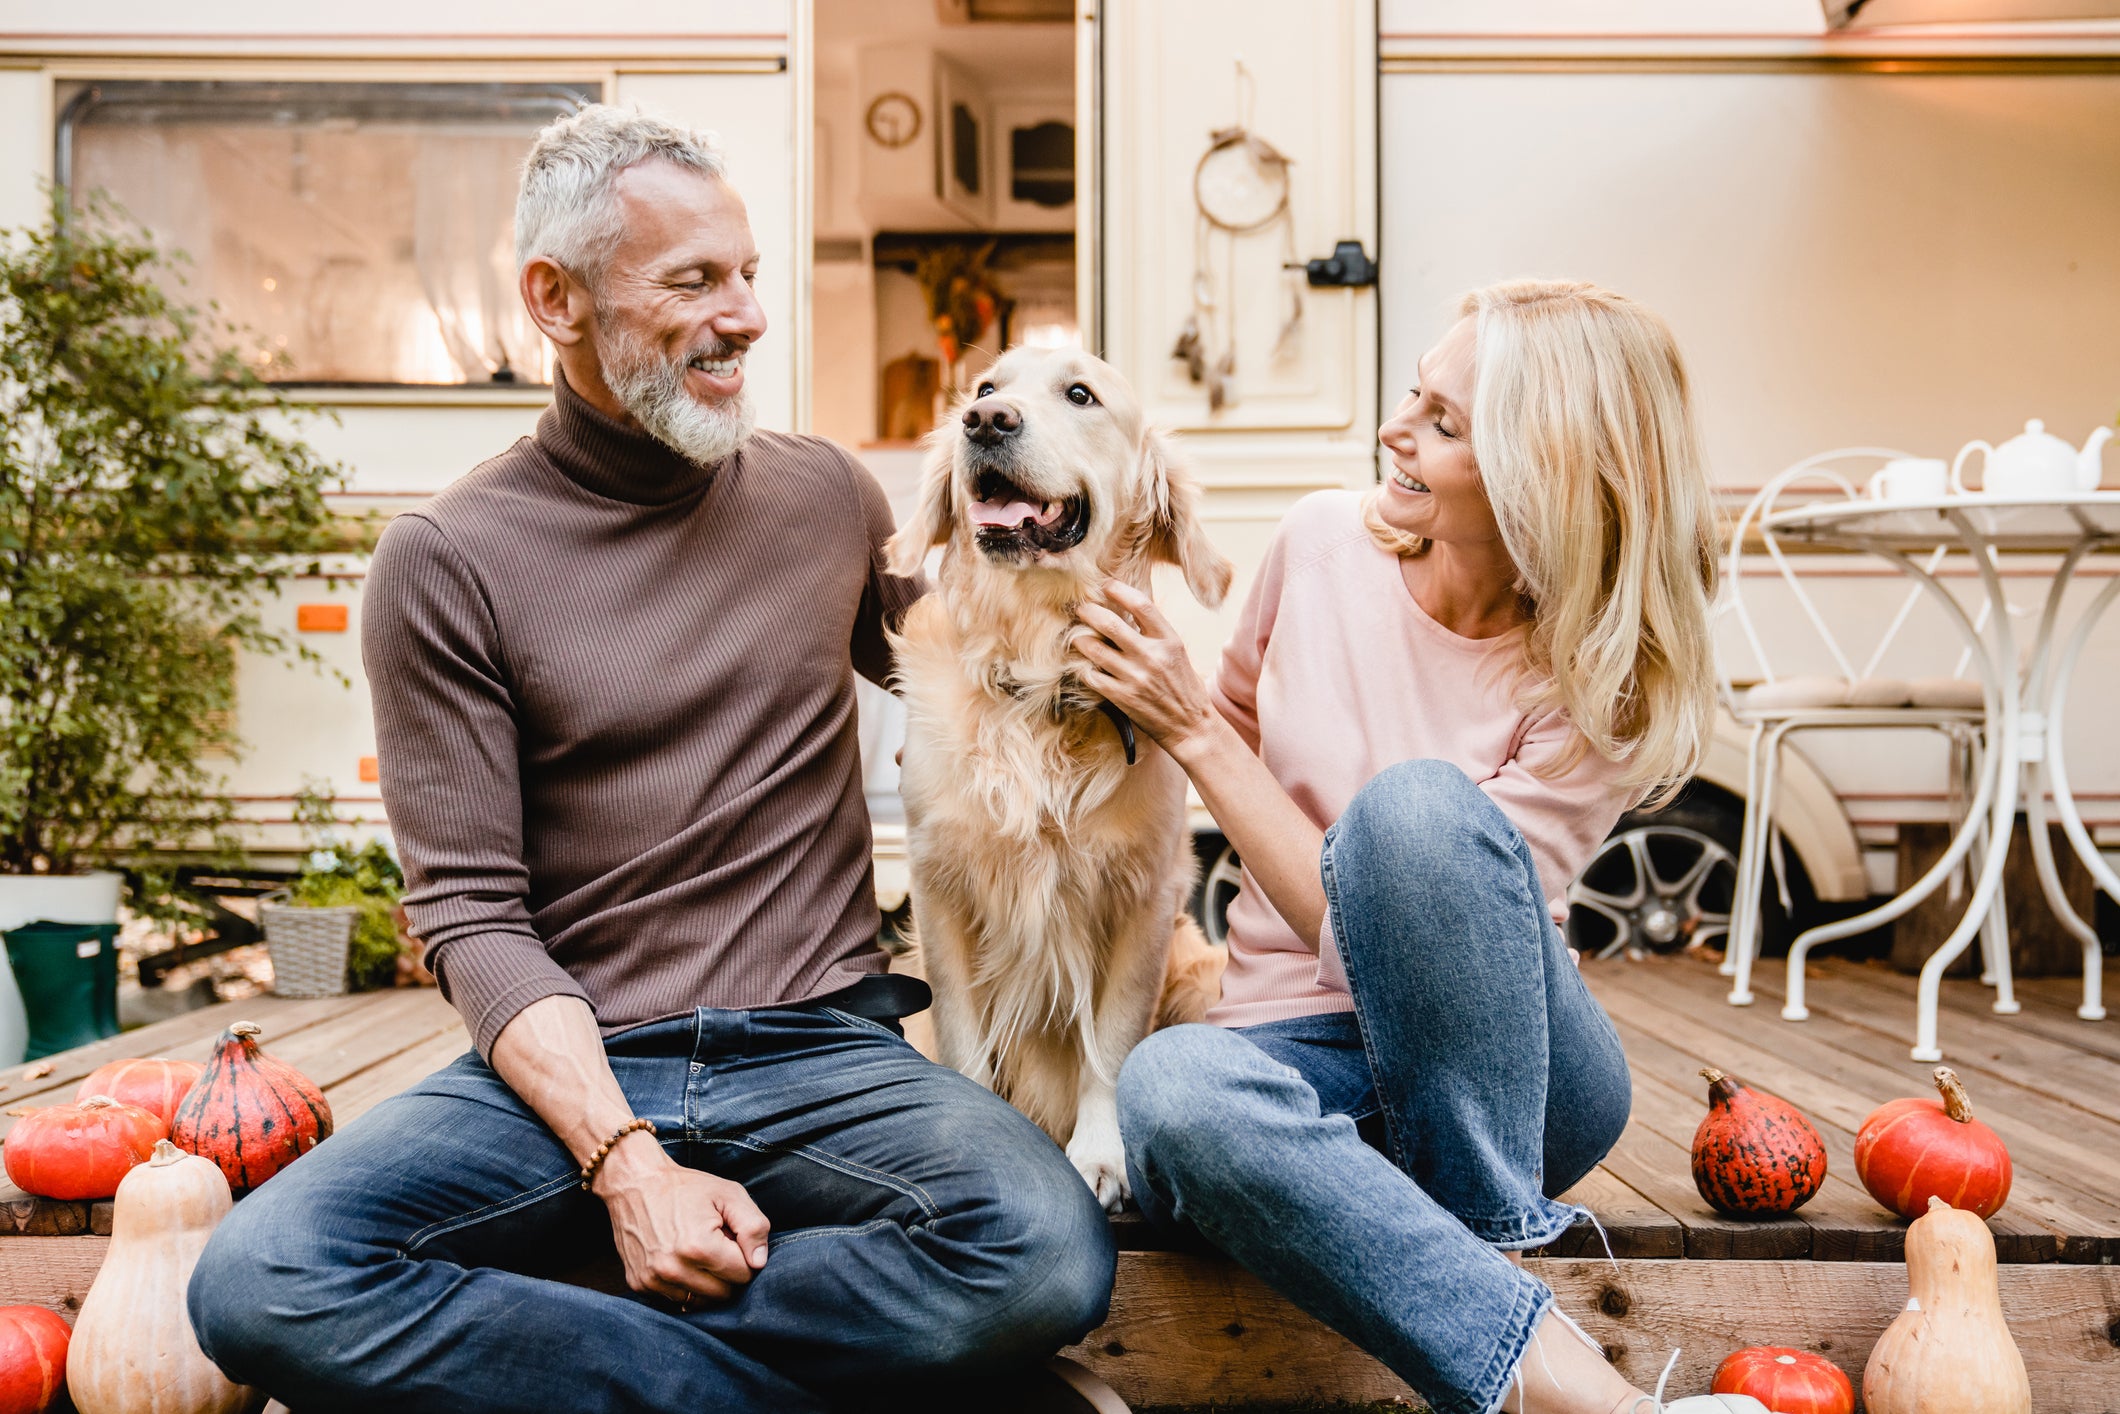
0, 194, 340, 1059
259, 785, 406, 998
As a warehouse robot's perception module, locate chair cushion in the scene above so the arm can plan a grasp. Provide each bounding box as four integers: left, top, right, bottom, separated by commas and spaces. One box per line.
1740, 676, 1921, 712
1740, 676, 1852, 711
1738, 678, 1857, 712
1844, 676, 1916, 708
1906, 676, 1987, 710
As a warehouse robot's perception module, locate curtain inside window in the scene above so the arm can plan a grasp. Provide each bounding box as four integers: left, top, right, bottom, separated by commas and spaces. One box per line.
412, 135, 546, 384
70, 102, 561, 386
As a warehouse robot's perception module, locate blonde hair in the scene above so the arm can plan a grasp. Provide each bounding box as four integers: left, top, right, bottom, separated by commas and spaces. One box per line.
1366, 279, 1718, 806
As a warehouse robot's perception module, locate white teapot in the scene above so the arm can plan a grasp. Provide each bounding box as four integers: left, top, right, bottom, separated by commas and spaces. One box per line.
1952, 419, 2113, 498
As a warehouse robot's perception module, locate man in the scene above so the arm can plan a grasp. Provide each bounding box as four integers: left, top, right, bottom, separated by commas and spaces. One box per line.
187, 105, 1117, 1413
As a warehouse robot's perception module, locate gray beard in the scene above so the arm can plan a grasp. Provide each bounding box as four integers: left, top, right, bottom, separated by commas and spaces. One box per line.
597, 318, 756, 468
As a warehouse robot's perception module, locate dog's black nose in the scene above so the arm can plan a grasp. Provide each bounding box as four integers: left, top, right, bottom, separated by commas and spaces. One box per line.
962, 398, 1021, 447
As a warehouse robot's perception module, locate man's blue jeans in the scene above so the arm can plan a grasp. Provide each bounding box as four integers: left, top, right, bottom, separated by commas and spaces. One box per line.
1118, 760, 1633, 1414
188, 1001, 1116, 1413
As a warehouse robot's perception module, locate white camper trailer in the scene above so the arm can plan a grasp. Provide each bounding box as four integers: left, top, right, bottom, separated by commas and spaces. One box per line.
4, 0, 2118, 963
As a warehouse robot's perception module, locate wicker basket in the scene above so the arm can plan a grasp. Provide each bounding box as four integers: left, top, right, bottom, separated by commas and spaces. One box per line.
259, 901, 359, 999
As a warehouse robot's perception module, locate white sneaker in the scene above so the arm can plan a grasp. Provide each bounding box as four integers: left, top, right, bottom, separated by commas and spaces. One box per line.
1040, 1357, 1132, 1414
1624, 1351, 1776, 1414
1544, 1315, 1778, 1414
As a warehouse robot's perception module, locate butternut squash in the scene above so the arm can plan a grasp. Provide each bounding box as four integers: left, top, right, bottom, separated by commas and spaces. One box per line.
66, 1140, 259, 1414
1862, 1195, 2030, 1414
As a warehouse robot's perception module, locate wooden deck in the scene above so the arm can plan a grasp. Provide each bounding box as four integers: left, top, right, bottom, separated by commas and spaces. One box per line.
4, 955, 2119, 1409
1558, 952, 2120, 1268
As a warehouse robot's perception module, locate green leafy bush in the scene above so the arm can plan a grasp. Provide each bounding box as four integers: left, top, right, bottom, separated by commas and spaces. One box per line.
0, 193, 341, 907
287, 840, 405, 991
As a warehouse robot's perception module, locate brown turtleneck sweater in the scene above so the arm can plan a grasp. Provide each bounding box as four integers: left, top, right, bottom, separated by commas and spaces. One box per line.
362, 376, 927, 1058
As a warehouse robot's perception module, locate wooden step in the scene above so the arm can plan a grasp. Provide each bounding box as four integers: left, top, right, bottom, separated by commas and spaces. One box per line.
1071, 1252, 2120, 1409
8, 1237, 2118, 1410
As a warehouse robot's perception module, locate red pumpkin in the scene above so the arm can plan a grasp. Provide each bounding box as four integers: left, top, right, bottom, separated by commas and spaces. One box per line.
73, 1057, 204, 1131
1854, 1066, 2011, 1220
1690, 1067, 1829, 1216
1712, 1346, 1854, 1414
170, 1021, 333, 1194
0, 1305, 70, 1414
0, 1097, 165, 1201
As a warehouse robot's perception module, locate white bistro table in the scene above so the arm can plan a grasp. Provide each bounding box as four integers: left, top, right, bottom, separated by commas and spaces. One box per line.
1760, 491, 2120, 1060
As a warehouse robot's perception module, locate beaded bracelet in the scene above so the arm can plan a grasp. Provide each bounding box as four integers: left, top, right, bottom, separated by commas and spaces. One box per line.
579, 1117, 657, 1190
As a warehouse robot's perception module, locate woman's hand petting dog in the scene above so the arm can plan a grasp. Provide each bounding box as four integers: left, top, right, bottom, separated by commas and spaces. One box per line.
1081, 584, 1584, 969
1074, 580, 1217, 757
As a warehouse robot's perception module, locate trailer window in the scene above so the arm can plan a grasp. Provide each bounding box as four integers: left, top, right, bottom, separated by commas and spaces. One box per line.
56, 80, 601, 388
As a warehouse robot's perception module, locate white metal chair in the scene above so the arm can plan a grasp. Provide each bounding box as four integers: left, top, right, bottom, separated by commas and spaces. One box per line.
1715, 451, 2010, 1023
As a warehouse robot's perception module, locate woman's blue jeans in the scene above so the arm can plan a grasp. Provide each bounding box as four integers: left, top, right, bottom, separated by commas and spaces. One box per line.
187, 1003, 1115, 1413
1118, 759, 1633, 1414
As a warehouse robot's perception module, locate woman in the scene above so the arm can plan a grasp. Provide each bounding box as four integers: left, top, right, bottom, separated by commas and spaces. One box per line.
1076, 281, 1755, 1414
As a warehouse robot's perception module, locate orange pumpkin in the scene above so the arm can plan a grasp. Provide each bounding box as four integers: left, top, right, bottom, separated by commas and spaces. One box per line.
1, 1096, 165, 1201
170, 1021, 332, 1194
73, 1058, 203, 1132
1712, 1346, 1853, 1414
0, 1305, 70, 1414
1854, 1067, 2011, 1220
1690, 1067, 1828, 1216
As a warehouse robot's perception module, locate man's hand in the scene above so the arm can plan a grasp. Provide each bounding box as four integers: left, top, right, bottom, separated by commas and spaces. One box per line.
487, 996, 771, 1309
593, 1130, 770, 1304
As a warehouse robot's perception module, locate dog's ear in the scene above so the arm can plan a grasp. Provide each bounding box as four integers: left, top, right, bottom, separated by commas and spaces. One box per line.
1141, 428, 1233, 608
884, 426, 958, 578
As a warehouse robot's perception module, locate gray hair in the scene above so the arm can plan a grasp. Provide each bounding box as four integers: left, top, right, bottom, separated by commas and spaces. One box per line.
514, 104, 728, 285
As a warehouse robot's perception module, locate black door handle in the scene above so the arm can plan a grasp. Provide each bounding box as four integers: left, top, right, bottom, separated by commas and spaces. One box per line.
1285, 239, 1378, 288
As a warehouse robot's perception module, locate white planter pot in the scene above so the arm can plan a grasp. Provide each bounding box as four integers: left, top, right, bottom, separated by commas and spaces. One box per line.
0, 872, 124, 1067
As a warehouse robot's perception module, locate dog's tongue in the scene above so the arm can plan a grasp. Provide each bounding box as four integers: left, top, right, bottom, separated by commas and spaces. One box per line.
971, 497, 1061, 528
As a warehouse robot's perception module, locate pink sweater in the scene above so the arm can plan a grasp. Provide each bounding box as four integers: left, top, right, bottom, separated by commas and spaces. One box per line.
1204, 490, 1635, 1029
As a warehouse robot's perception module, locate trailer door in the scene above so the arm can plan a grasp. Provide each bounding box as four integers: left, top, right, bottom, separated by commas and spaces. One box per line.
1087, 0, 1381, 649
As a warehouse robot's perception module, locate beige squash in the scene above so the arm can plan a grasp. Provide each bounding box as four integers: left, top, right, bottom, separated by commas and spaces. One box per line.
67, 1140, 260, 1414
1862, 1195, 2031, 1414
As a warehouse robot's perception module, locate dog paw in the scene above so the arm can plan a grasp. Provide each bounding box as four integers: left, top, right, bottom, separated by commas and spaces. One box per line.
1066, 1136, 1130, 1213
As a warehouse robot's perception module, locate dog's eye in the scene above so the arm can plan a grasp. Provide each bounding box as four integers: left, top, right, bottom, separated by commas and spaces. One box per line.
1066, 383, 1097, 407
976, 382, 995, 398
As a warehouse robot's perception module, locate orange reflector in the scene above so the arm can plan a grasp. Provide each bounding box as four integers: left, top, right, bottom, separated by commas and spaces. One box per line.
297, 604, 349, 632
358, 756, 380, 783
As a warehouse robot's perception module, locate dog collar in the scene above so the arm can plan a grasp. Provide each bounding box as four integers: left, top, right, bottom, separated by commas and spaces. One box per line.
1096, 700, 1138, 766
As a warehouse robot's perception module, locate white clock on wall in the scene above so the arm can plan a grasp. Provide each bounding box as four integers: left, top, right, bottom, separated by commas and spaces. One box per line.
865, 92, 922, 149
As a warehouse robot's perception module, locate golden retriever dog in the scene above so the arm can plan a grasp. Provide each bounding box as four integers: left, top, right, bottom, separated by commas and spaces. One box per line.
885, 346, 1231, 1209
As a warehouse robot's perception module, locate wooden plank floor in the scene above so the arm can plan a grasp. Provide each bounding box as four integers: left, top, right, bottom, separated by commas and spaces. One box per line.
1562, 951, 2120, 1267
7, 955, 2119, 1257
2, 987, 470, 1234
1078, 953, 2120, 1407
4, 958, 2119, 1407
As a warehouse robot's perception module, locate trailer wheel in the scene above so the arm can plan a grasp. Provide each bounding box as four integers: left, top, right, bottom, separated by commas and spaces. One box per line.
1566, 797, 1744, 961
1189, 834, 1244, 948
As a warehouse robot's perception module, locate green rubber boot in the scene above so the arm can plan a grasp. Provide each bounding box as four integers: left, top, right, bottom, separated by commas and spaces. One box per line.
3, 921, 122, 1060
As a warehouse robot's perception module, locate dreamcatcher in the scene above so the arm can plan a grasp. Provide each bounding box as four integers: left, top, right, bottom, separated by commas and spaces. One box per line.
1170, 64, 1303, 411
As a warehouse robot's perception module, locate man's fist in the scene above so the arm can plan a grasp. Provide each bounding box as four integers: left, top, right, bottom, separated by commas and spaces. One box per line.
593, 1131, 770, 1305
